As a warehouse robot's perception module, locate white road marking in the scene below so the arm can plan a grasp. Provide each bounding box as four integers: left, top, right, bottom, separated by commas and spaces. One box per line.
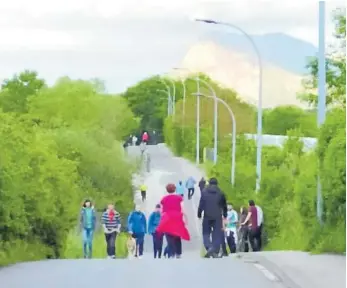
253, 263, 279, 282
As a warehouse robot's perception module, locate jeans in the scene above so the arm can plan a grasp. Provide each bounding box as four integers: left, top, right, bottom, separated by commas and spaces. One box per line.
220, 230, 228, 255
166, 234, 182, 258
152, 232, 164, 258
105, 231, 117, 257
187, 188, 195, 199
202, 217, 223, 254
226, 231, 236, 253
82, 228, 94, 258
132, 233, 145, 256
249, 226, 261, 252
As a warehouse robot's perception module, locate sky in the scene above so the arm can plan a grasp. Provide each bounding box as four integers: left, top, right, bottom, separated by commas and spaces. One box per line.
0, 0, 345, 92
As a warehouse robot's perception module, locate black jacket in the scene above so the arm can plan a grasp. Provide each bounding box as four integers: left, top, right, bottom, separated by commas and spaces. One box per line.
197, 184, 228, 219
198, 179, 206, 191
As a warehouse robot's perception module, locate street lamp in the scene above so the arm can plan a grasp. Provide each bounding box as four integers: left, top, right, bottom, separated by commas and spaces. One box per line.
173, 68, 219, 165
172, 67, 201, 164
160, 76, 176, 116
195, 18, 263, 192
157, 89, 172, 116
317, 0, 326, 224
192, 92, 236, 186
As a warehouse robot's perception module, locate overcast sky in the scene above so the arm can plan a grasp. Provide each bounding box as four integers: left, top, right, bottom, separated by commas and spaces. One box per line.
0, 0, 345, 92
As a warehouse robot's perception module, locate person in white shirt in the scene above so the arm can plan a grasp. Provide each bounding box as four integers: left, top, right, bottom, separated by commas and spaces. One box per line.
225, 204, 238, 253
132, 135, 138, 146
255, 205, 264, 250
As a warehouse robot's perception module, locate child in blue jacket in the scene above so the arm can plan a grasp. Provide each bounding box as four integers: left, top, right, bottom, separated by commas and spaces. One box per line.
128, 205, 147, 258
148, 204, 163, 258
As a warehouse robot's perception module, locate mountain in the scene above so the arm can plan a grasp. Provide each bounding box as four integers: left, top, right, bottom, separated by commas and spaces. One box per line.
171, 41, 307, 108
201, 31, 317, 74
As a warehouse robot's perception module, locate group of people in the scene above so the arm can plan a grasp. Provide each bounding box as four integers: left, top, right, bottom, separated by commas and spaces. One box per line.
79, 176, 264, 259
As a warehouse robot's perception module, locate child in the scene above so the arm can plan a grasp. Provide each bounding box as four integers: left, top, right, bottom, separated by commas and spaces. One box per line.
128, 205, 147, 259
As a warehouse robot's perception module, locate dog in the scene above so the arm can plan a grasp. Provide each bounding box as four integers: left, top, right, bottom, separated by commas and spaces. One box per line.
127, 236, 136, 259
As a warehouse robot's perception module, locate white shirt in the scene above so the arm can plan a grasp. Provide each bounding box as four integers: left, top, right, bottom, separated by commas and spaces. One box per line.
256, 205, 263, 226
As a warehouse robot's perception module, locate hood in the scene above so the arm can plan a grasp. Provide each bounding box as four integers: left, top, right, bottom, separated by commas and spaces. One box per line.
206, 184, 220, 194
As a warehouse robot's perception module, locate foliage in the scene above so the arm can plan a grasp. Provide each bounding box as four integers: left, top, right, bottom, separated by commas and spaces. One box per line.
63, 231, 128, 259
299, 9, 346, 107
124, 74, 256, 143
0, 71, 138, 266
262, 106, 317, 137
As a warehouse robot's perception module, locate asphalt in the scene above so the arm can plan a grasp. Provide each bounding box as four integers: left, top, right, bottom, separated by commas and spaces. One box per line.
1, 144, 345, 288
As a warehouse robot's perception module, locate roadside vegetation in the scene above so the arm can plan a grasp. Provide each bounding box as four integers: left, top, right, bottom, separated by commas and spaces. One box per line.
0, 74, 137, 266
123, 9, 346, 254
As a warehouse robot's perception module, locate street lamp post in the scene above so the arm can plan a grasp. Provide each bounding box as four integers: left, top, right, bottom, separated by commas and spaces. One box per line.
317, 0, 326, 224
157, 89, 172, 116
159, 80, 172, 115
161, 76, 176, 116
197, 78, 219, 164
173, 68, 219, 164
195, 18, 263, 192
192, 92, 236, 186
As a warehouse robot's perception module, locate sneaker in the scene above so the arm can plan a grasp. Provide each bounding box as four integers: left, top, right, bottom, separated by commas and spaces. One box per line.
111, 255, 116, 259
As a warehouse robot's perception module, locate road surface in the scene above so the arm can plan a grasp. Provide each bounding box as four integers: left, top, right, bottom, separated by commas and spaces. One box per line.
1, 144, 345, 288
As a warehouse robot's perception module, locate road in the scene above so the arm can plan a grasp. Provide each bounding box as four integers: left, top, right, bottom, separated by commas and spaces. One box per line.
1, 144, 345, 288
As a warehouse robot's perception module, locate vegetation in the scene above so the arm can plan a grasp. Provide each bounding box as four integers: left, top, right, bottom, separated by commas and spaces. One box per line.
124, 8, 345, 254
0, 71, 137, 266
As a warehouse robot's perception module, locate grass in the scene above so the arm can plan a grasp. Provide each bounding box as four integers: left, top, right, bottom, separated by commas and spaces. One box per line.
0, 240, 53, 267
62, 231, 128, 259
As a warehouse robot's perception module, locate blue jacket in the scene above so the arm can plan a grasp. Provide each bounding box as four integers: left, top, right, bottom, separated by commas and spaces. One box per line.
186, 177, 196, 189
176, 183, 185, 195
128, 211, 147, 234
80, 207, 96, 230
148, 211, 161, 234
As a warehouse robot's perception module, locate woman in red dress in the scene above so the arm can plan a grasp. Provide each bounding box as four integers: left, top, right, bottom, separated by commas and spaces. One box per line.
156, 183, 190, 258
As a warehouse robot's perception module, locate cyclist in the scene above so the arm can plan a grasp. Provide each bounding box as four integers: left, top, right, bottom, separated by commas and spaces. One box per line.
140, 183, 147, 202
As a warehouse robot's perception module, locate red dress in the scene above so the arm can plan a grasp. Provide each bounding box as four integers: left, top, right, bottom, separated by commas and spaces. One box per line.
156, 194, 190, 241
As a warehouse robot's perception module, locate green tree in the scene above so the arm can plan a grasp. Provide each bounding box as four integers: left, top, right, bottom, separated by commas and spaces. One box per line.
263, 106, 317, 136
0, 70, 45, 113
299, 9, 346, 107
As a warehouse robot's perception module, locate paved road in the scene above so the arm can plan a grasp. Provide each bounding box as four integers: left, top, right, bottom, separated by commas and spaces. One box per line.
1, 144, 345, 288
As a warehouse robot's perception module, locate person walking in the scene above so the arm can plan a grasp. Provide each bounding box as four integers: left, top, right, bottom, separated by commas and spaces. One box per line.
142, 131, 149, 144
239, 207, 249, 252
148, 204, 163, 259
240, 200, 260, 252
198, 177, 206, 193
80, 199, 96, 259
185, 176, 196, 200
128, 205, 147, 259
176, 180, 185, 199
256, 204, 264, 251
132, 135, 138, 146
197, 177, 228, 258
156, 183, 190, 259
101, 203, 121, 259
140, 183, 147, 202
225, 204, 238, 254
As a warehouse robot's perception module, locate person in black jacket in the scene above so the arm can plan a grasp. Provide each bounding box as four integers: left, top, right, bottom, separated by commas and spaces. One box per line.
198, 177, 206, 193
197, 177, 228, 258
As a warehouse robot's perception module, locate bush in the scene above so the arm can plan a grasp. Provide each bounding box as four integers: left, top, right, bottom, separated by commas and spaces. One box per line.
0, 72, 138, 266
165, 107, 346, 254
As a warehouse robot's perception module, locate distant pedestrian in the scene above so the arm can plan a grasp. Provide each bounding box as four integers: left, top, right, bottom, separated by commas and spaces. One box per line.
198, 177, 206, 193
128, 205, 147, 259
197, 177, 228, 258
185, 176, 196, 200
142, 131, 149, 144
176, 180, 185, 198
101, 203, 121, 259
80, 199, 96, 258
256, 204, 264, 250
239, 207, 249, 252
148, 204, 163, 259
132, 135, 138, 146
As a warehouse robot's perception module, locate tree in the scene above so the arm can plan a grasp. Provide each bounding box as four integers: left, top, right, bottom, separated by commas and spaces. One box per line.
263, 106, 317, 137
299, 9, 346, 107
0, 70, 45, 113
